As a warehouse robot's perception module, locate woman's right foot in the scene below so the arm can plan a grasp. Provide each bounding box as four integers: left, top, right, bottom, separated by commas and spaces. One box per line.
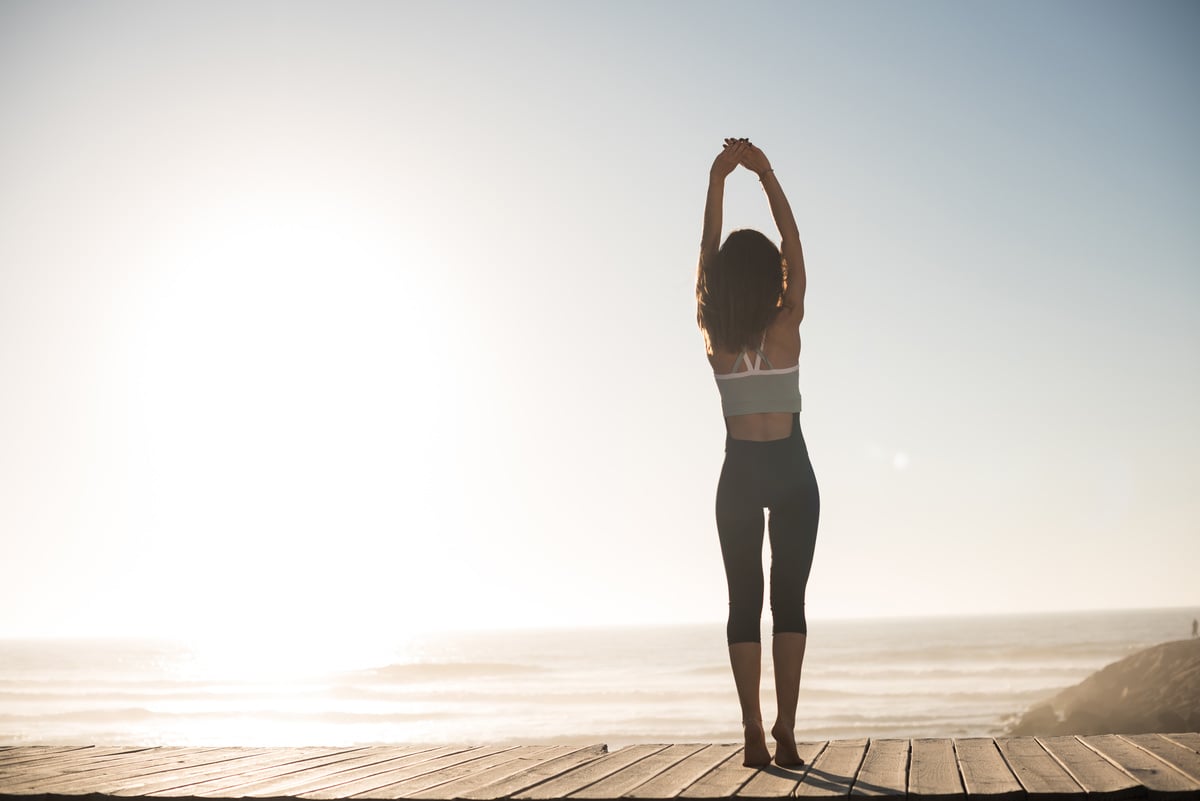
771, 721, 805, 767
742, 720, 771, 768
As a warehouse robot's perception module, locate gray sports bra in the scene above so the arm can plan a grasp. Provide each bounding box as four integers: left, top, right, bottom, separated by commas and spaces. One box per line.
713, 336, 803, 417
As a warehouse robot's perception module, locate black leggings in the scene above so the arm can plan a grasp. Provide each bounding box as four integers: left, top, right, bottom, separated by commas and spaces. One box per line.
716, 413, 820, 645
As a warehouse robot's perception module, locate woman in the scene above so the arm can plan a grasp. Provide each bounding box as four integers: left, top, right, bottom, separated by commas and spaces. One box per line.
696, 138, 820, 768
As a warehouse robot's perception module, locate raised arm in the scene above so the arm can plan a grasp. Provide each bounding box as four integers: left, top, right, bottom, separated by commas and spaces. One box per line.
700, 139, 748, 267
740, 143, 806, 324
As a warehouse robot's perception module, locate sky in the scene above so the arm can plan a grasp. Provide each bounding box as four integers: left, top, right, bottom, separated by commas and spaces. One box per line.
1, 0, 1197, 646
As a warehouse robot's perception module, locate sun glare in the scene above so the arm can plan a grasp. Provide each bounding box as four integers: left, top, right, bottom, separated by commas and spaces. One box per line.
179, 627, 411, 681
115, 191, 465, 643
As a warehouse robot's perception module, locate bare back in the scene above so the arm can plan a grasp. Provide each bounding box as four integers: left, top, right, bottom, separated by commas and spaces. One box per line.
708, 312, 802, 441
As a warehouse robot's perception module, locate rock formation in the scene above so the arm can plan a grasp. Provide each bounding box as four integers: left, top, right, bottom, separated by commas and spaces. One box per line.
1008, 638, 1200, 736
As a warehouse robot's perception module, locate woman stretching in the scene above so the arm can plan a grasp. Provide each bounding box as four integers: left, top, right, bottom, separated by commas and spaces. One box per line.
696, 138, 820, 768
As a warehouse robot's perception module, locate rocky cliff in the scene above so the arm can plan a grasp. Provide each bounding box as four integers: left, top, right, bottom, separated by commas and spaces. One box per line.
1008, 638, 1200, 736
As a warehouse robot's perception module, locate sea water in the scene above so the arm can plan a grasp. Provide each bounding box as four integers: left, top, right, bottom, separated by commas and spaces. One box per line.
1, 608, 1195, 747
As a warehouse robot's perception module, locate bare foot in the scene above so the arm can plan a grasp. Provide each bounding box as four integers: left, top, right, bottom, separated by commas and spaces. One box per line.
771, 721, 805, 767
742, 720, 771, 768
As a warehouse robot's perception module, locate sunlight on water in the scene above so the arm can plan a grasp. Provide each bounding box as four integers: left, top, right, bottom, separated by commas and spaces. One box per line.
0, 608, 1194, 747
179, 631, 407, 683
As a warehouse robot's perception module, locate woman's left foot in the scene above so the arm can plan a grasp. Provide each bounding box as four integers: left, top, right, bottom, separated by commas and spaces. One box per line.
771, 721, 805, 767
742, 720, 772, 768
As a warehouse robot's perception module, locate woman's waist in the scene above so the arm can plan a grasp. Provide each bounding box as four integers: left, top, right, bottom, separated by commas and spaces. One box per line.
724, 412, 802, 449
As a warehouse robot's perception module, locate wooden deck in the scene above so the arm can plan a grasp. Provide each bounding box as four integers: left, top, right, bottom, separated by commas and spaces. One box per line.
1, 735, 1199, 800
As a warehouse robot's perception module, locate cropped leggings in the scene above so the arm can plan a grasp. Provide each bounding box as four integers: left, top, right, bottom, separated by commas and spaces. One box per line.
716, 413, 820, 645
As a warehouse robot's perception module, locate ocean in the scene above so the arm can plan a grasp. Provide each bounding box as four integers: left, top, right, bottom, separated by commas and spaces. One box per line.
1, 608, 1195, 748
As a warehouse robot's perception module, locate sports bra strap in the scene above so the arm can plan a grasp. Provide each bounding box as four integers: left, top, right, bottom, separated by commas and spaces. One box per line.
724, 347, 744, 374
756, 332, 774, 369
730, 336, 776, 373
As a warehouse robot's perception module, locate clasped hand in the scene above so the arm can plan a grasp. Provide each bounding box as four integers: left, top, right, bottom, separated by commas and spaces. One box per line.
710, 137, 772, 179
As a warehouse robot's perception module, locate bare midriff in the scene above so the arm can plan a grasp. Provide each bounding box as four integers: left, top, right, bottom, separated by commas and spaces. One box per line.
725, 411, 794, 442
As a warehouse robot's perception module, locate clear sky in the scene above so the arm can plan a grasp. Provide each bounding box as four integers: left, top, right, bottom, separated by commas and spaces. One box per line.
1, 1, 1197, 645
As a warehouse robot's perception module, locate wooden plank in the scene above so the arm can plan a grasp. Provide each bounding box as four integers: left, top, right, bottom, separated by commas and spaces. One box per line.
676, 746, 755, 798
291, 746, 490, 799
204, 745, 443, 797
795, 738, 868, 797
406, 746, 575, 800
0, 743, 270, 796
909, 738, 965, 800
14, 738, 1200, 801
458, 745, 609, 800
105, 748, 340, 796
850, 739, 908, 797
236, 746, 445, 796
0, 745, 152, 774
616, 743, 739, 799
515, 745, 668, 799
324, 746, 524, 800
995, 736, 1084, 800
200, 748, 432, 796
27, 746, 210, 771
572, 745, 706, 799
0, 747, 140, 783
0, 747, 223, 792
0, 748, 276, 795
954, 738, 1022, 800
0, 746, 95, 768
737, 741, 826, 799
1084, 733, 1200, 798
0, 746, 135, 772
1124, 735, 1200, 783
161, 747, 377, 797
1164, 733, 1200, 755
1038, 736, 1141, 799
